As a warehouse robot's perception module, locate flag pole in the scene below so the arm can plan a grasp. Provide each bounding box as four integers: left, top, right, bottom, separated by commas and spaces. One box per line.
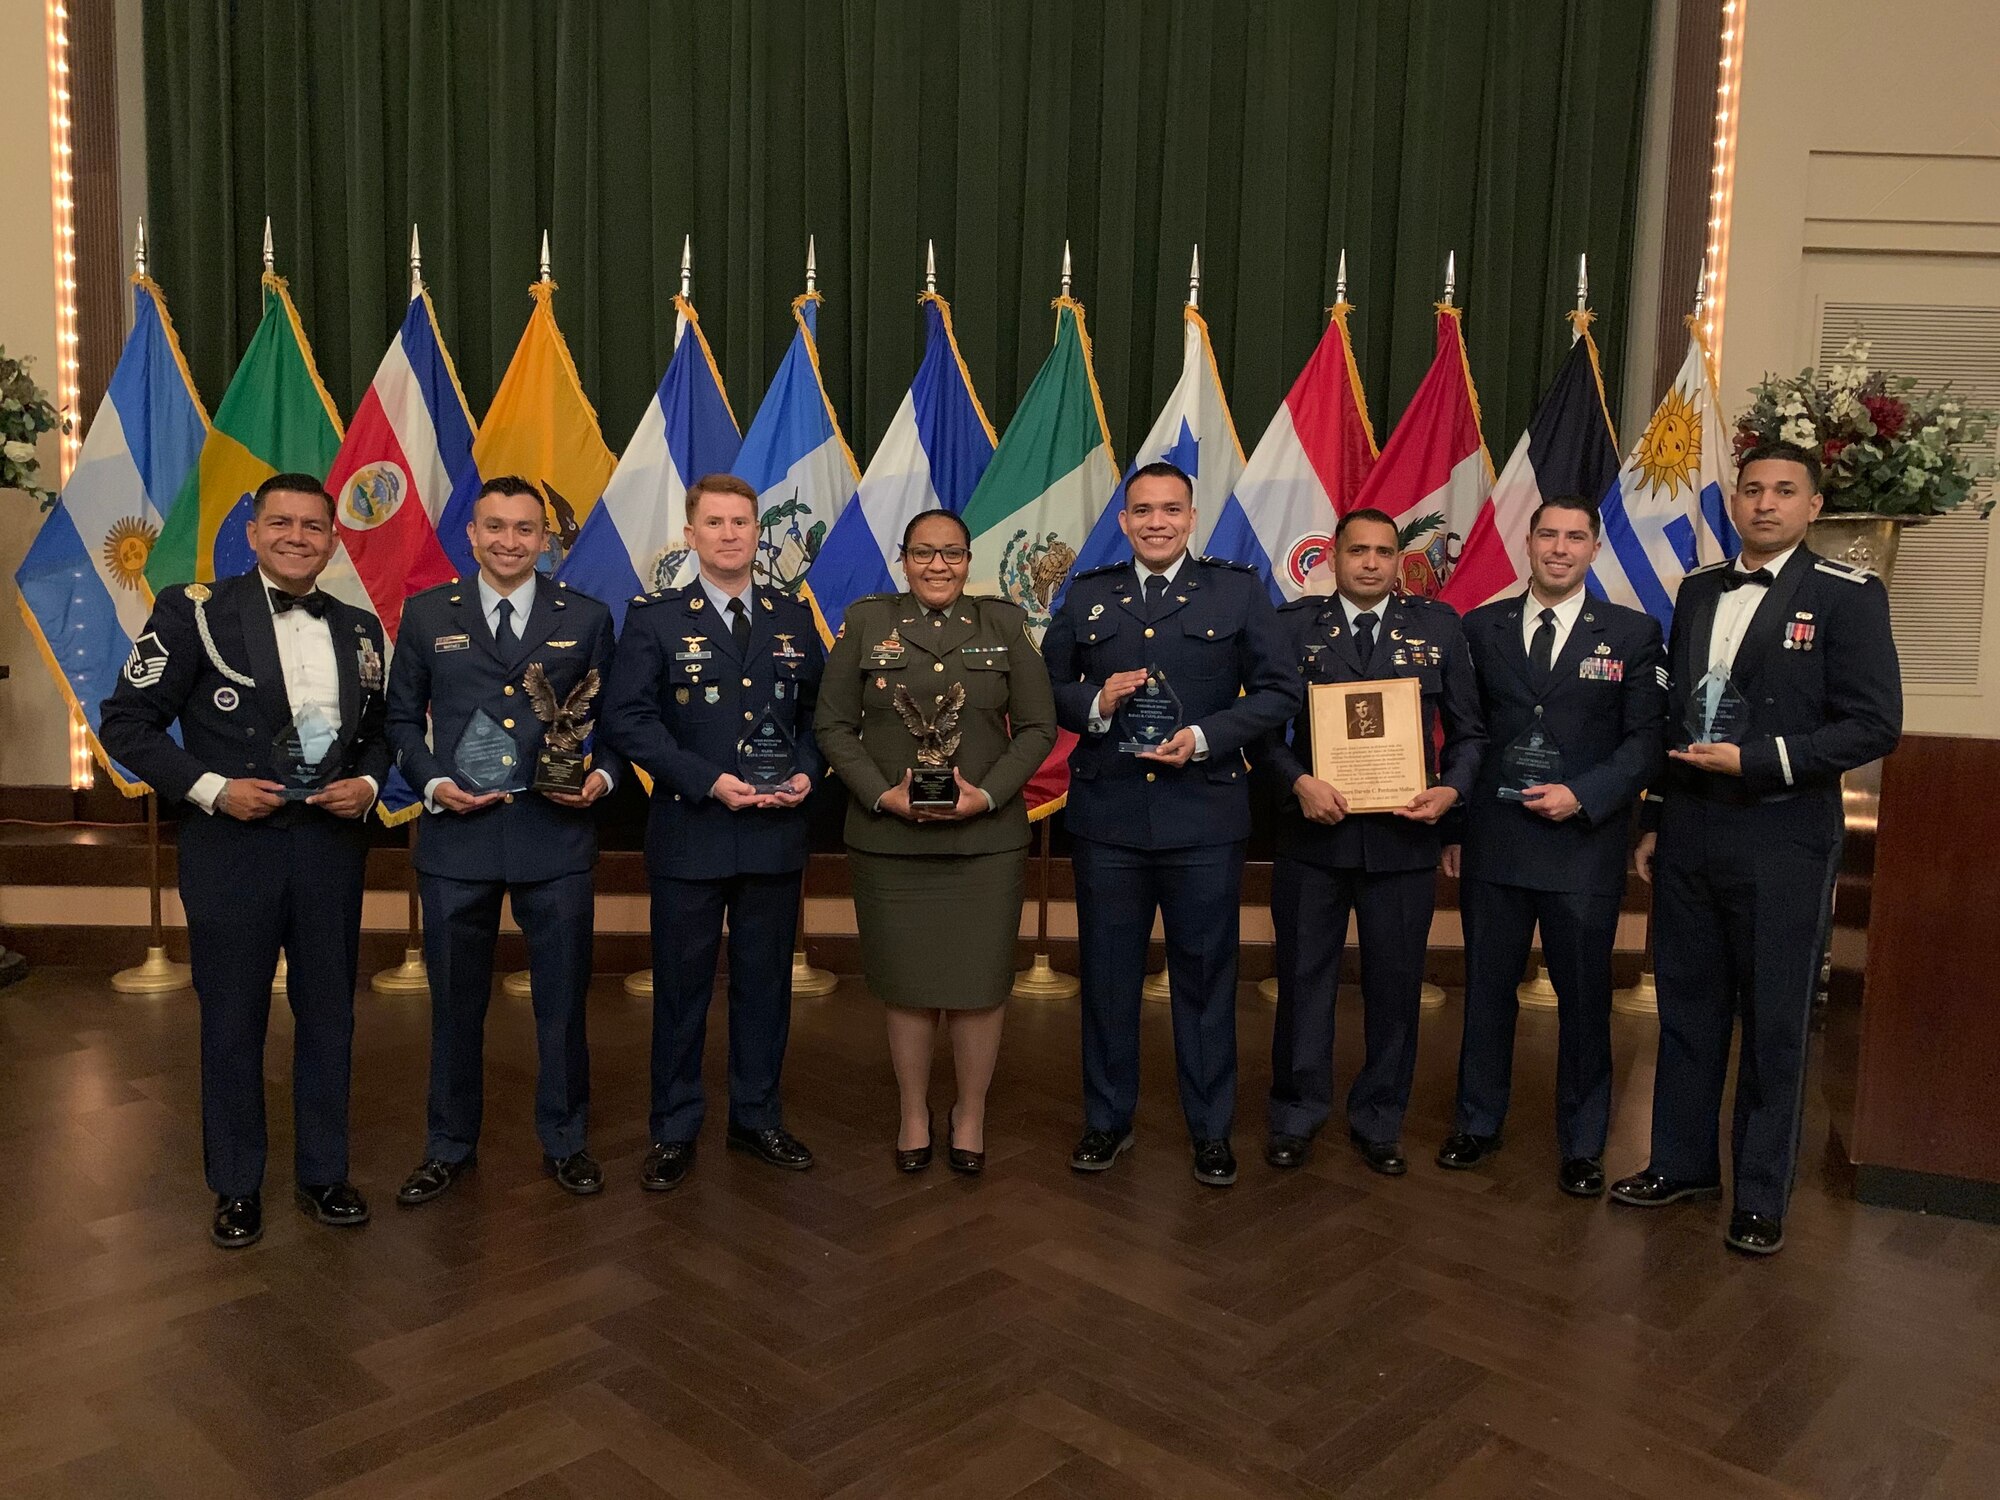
262, 214, 290, 1001
1415, 248, 1459, 1016
924, 240, 937, 296
111, 791, 193, 994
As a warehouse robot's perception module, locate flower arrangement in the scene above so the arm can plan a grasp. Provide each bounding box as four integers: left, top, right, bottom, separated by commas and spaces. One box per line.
0, 346, 67, 509
1735, 339, 1994, 518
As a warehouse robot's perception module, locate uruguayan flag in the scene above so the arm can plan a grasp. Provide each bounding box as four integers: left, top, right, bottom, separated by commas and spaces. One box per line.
1590, 324, 1740, 627
1066, 305, 1244, 590
728, 294, 859, 600
801, 293, 994, 641
15, 278, 206, 792
557, 295, 740, 631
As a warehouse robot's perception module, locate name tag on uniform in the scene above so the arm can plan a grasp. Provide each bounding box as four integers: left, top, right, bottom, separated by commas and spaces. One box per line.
1578, 656, 1624, 682
676, 634, 712, 662
435, 633, 471, 653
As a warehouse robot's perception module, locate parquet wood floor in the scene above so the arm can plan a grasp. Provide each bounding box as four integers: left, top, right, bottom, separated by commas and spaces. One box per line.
0, 966, 1995, 1499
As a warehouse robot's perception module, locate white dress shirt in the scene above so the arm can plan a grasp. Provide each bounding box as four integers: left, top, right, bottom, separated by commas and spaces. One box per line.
188, 571, 375, 814
1520, 586, 1588, 664
698, 571, 752, 621
1707, 544, 1798, 675
1086, 553, 1209, 760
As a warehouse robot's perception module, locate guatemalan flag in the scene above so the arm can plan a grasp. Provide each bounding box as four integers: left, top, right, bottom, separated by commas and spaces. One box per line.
557, 294, 740, 632
1590, 319, 1739, 628
1441, 311, 1621, 611
800, 291, 994, 642
1321, 303, 1492, 598
325, 285, 473, 642
725, 290, 859, 601
1205, 298, 1378, 601
1067, 298, 1244, 586
15, 275, 206, 793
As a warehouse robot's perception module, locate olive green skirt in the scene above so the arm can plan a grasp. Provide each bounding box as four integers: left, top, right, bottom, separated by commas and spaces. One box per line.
848, 847, 1026, 1010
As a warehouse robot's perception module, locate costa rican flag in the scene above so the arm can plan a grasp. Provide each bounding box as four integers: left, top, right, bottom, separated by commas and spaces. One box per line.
326, 288, 473, 641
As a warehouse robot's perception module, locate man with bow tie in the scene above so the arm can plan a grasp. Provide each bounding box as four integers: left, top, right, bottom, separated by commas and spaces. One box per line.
102, 473, 391, 1250
1611, 441, 1902, 1255
387, 475, 623, 1205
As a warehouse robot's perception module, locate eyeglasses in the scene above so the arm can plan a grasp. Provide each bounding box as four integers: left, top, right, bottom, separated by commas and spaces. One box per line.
903, 544, 970, 566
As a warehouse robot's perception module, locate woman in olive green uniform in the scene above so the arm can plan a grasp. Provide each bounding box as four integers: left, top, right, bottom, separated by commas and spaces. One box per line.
816, 510, 1057, 1173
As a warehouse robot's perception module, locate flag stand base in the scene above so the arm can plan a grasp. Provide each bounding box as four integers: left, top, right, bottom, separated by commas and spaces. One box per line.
1012, 953, 1079, 1001
112, 945, 191, 995
1517, 965, 1559, 1011
371, 948, 429, 996
502, 969, 532, 998
792, 948, 838, 998
623, 970, 652, 999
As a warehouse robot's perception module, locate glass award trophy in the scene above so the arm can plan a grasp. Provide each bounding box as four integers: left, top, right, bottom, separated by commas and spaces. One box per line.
1115, 668, 1185, 754
272, 704, 339, 801
1496, 707, 1565, 802
1684, 669, 1749, 745
453, 709, 526, 794
737, 705, 799, 792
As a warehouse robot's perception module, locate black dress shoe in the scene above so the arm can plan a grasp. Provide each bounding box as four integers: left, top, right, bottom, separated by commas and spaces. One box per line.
1070, 1128, 1134, 1172
946, 1111, 985, 1176
211, 1192, 262, 1249
295, 1181, 370, 1226
545, 1151, 604, 1195
726, 1124, 815, 1171
640, 1141, 695, 1192
896, 1111, 934, 1173
1192, 1139, 1237, 1187
1435, 1132, 1500, 1170
1350, 1130, 1407, 1177
1266, 1133, 1310, 1170
1607, 1169, 1723, 1208
397, 1155, 474, 1206
1556, 1157, 1605, 1197
1725, 1212, 1785, 1255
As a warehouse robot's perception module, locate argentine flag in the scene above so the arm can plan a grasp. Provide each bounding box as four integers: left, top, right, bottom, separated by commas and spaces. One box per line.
1067, 303, 1245, 586
15, 277, 206, 793
725, 292, 860, 600
801, 292, 994, 642
556, 295, 739, 631
1590, 322, 1740, 628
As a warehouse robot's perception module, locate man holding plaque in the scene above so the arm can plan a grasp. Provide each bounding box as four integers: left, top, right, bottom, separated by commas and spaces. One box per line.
1612, 442, 1901, 1255
1043, 462, 1298, 1187
101, 473, 389, 1249
386, 476, 622, 1204
601, 474, 823, 1190
1438, 497, 1664, 1196
1252, 508, 1483, 1176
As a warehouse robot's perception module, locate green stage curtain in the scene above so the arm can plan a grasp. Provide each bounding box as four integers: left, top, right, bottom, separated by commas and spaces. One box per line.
144, 0, 1652, 465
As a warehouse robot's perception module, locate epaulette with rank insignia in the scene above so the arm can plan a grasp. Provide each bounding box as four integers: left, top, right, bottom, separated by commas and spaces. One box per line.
410, 577, 463, 600
1685, 559, 1730, 577
627, 589, 669, 608
1278, 594, 1326, 613
1813, 556, 1873, 583
849, 591, 901, 607
1070, 562, 1129, 581
1193, 554, 1258, 572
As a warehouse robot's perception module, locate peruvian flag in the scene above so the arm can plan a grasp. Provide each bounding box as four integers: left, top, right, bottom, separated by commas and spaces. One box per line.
1322, 305, 1490, 597
327, 290, 475, 641
1204, 299, 1380, 601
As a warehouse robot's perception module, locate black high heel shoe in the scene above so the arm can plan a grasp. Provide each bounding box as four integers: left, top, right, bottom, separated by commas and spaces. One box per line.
896, 1111, 934, 1173
946, 1109, 985, 1176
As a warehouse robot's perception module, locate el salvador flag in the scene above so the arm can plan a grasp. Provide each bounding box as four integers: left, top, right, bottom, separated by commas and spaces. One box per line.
801, 293, 994, 641
15, 279, 206, 792
557, 296, 740, 631
1066, 305, 1244, 594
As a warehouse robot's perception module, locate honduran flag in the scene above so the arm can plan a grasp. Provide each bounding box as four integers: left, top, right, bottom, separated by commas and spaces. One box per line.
1324, 305, 1491, 597
800, 291, 995, 642
1441, 313, 1620, 611
1205, 298, 1377, 601
557, 294, 740, 632
325, 288, 472, 641
1068, 299, 1245, 586
15, 275, 207, 793
1590, 319, 1739, 627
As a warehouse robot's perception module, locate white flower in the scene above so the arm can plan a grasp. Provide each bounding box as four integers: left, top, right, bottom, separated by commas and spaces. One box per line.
1781, 417, 1818, 447
2, 439, 36, 466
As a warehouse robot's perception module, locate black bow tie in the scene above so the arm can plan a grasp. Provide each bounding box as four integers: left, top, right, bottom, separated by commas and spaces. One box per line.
269, 587, 328, 617
1721, 567, 1775, 592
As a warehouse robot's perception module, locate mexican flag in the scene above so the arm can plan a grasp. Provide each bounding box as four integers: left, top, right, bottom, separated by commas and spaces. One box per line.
145, 272, 346, 593
960, 297, 1119, 815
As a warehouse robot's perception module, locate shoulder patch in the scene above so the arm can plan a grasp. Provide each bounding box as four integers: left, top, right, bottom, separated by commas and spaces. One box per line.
1814, 559, 1873, 583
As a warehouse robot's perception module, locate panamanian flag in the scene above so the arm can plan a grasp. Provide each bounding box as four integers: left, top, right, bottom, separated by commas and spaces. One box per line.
801, 292, 994, 642
325, 288, 472, 641
1442, 313, 1620, 611
1590, 319, 1739, 627
1205, 299, 1375, 601
1067, 301, 1245, 590
557, 294, 740, 632
15, 276, 207, 792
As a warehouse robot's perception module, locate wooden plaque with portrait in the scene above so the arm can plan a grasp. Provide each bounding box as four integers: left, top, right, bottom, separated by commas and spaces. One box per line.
1307, 677, 1428, 813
